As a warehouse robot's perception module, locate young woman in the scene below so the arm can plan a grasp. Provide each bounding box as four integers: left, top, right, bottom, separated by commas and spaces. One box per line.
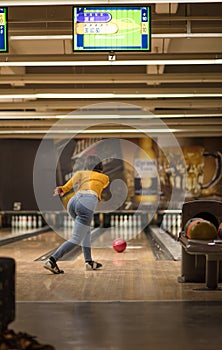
44, 155, 109, 274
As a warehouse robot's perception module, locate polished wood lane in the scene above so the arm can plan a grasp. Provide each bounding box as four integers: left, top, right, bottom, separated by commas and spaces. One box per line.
0, 229, 221, 301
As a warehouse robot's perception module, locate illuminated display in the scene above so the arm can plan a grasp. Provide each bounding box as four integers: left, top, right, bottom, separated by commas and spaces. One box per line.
73, 6, 151, 52
0, 8, 7, 52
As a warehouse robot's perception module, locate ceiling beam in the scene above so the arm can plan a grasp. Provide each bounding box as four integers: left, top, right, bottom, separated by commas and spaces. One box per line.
0, 53, 221, 64
1, 73, 222, 84
0, 131, 221, 139
0, 87, 221, 95
1, 118, 222, 128
0, 99, 221, 110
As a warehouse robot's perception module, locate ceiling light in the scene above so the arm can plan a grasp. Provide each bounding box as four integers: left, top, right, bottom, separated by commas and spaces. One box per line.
0, 59, 221, 67
0, 128, 179, 135
0, 113, 221, 120
10, 35, 72, 40
10, 33, 222, 41
0, 92, 221, 99
153, 33, 222, 38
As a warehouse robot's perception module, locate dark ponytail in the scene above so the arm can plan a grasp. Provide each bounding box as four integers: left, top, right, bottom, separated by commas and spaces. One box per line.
84, 155, 103, 172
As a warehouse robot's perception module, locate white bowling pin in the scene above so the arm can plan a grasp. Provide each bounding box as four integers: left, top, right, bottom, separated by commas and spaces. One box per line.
110, 215, 114, 227
32, 216, 37, 229
38, 215, 42, 228
28, 216, 32, 229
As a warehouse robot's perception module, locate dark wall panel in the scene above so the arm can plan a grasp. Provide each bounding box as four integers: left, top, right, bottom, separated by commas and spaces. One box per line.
0, 139, 56, 211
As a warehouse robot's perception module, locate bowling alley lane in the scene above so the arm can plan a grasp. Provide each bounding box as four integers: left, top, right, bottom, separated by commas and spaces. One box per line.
0, 230, 65, 262
1, 226, 222, 302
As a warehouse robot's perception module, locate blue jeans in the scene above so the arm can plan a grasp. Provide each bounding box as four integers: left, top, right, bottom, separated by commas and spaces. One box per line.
52, 192, 98, 262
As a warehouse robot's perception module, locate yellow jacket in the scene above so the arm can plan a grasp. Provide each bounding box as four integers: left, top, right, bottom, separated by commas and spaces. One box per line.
61, 170, 109, 201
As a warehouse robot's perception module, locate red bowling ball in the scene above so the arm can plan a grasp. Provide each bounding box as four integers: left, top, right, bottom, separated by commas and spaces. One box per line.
112, 238, 127, 253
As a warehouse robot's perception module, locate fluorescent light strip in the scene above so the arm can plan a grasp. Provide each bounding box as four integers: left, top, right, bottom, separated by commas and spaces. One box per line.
0, 59, 221, 67
0, 93, 221, 99
0, 113, 221, 120
10, 33, 222, 40
0, 128, 179, 134
0, 114, 155, 120
153, 33, 222, 38
0, 114, 153, 120
10, 35, 71, 40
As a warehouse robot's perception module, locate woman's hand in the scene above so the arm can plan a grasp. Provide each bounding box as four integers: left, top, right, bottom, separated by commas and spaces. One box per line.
53, 186, 64, 197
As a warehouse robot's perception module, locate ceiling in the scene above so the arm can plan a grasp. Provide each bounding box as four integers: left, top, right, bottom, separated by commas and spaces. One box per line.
0, 0, 222, 139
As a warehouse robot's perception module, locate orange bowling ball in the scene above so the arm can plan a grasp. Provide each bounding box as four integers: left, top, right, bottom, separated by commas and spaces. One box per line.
112, 238, 127, 253
186, 218, 217, 240
184, 217, 204, 234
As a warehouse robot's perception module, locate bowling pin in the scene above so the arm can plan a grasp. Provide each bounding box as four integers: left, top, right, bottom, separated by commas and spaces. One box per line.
167, 214, 171, 232
171, 214, 177, 237
128, 223, 133, 240
14, 216, 19, 232
118, 224, 124, 239
161, 214, 166, 231
17, 216, 20, 231
133, 215, 137, 228
177, 214, 182, 230
38, 215, 42, 228
32, 216, 37, 229
111, 223, 115, 239
64, 215, 68, 229
124, 215, 128, 227
138, 215, 142, 229
110, 215, 115, 227
28, 215, 32, 229
11, 215, 15, 229
119, 215, 124, 227
22, 216, 27, 230
128, 215, 132, 228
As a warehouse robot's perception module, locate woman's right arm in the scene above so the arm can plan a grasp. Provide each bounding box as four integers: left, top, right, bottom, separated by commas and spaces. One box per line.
53, 186, 64, 197
54, 171, 81, 196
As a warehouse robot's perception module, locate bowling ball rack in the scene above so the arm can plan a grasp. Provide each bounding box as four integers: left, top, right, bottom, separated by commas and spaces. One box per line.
178, 200, 222, 290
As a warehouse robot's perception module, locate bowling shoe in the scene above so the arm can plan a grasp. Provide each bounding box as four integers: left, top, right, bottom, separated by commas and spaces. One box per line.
44, 257, 64, 274
85, 261, 102, 270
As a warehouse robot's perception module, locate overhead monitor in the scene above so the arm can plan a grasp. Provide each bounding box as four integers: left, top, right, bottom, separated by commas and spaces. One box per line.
0, 8, 8, 52
73, 5, 151, 52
